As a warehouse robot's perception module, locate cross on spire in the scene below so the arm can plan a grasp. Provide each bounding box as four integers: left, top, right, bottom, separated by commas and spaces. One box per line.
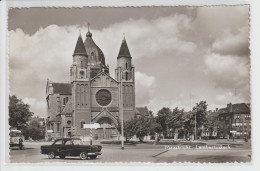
88, 23, 90, 32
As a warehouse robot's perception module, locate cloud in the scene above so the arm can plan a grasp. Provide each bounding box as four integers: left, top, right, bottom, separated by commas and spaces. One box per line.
212, 27, 249, 56
22, 97, 46, 116
135, 72, 156, 106
9, 7, 250, 117
204, 53, 250, 101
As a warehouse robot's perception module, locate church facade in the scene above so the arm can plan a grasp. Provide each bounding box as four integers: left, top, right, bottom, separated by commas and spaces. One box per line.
45, 29, 135, 140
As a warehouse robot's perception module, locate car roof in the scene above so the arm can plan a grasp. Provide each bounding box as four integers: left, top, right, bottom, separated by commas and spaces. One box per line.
55, 138, 81, 141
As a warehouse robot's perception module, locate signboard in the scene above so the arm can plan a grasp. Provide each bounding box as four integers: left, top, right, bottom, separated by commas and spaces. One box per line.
83, 123, 100, 129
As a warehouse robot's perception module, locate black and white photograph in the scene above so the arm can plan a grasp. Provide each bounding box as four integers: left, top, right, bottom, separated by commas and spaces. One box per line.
5, 4, 252, 164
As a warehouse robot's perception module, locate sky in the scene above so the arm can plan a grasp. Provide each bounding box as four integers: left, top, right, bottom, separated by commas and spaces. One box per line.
8, 6, 250, 117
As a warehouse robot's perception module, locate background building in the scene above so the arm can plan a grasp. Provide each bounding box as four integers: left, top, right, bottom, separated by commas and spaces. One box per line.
218, 103, 251, 138
45, 29, 135, 140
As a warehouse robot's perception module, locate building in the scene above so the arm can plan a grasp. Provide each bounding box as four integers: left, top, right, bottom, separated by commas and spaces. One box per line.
135, 106, 153, 118
45, 28, 135, 140
218, 103, 251, 138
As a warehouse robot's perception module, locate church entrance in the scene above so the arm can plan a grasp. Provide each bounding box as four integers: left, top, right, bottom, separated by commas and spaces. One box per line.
96, 117, 118, 139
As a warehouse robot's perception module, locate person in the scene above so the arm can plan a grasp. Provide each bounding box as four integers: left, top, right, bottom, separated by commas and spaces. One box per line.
19, 138, 24, 150
245, 136, 248, 142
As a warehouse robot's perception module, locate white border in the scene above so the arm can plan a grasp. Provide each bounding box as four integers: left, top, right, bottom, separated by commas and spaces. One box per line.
4, 0, 250, 8
1, 0, 260, 171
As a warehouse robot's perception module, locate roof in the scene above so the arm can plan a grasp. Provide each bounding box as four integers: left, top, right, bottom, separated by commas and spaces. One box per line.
207, 111, 219, 119
136, 107, 149, 115
52, 83, 72, 94
217, 108, 228, 114
55, 138, 81, 141
61, 99, 72, 114
231, 103, 250, 114
135, 107, 152, 117
217, 103, 250, 115
84, 31, 106, 66
118, 38, 131, 59
73, 34, 87, 56
90, 71, 118, 83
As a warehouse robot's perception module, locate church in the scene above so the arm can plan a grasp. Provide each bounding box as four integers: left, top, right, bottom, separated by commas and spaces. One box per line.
45, 27, 137, 140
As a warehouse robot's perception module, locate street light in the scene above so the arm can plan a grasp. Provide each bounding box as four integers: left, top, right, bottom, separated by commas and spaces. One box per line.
120, 71, 124, 150
194, 109, 197, 140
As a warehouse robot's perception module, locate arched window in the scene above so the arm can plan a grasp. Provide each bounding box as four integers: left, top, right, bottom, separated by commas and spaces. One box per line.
126, 72, 128, 81
81, 61, 83, 68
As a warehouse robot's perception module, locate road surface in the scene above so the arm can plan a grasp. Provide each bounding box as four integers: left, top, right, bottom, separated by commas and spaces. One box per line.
9, 140, 251, 163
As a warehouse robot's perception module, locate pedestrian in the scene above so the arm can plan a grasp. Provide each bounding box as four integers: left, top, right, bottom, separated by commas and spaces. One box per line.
19, 138, 23, 150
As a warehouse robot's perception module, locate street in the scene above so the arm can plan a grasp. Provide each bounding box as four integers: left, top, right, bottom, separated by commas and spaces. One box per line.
9, 139, 251, 163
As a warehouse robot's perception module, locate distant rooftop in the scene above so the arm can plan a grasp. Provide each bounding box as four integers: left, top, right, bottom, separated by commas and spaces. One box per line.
52, 83, 72, 95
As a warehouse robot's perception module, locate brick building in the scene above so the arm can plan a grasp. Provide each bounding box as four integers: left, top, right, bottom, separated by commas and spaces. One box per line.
218, 103, 251, 138
45, 29, 135, 140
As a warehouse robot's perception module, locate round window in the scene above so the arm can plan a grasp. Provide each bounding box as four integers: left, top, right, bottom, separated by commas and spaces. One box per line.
80, 71, 84, 75
96, 89, 112, 106
67, 120, 71, 125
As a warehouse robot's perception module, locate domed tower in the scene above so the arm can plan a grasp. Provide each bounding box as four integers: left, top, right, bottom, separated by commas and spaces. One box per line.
115, 36, 135, 121
83, 26, 109, 78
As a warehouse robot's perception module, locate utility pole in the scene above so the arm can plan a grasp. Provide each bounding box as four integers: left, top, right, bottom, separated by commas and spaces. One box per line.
194, 109, 197, 140
120, 70, 124, 150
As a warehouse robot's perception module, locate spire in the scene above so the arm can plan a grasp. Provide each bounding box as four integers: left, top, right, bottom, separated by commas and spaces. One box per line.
117, 36, 131, 59
86, 22, 92, 37
73, 33, 87, 56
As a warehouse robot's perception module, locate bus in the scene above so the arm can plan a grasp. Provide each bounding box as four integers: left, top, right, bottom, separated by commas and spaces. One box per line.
9, 129, 24, 149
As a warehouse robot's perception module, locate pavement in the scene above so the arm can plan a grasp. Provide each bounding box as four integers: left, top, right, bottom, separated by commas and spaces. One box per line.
8, 139, 251, 163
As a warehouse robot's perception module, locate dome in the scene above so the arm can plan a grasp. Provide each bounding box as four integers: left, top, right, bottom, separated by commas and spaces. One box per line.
84, 31, 106, 66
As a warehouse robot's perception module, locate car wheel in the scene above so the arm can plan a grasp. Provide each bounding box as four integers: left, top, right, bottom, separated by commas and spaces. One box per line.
90, 155, 97, 159
59, 155, 66, 159
48, 152, 56, 159
79, 152, 88, 160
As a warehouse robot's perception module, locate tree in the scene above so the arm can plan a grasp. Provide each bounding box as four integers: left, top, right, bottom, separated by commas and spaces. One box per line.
135, 115, 151, 142
155, 107, 172, 138
116, 118, 136, 142
183, 101, 208, 138
192, 101, 208, 129
149, 118, 163, 138
9, 95, 34, 130
165, 107, 185, 139
166, 107, 185, 130
22, 120, 45, 140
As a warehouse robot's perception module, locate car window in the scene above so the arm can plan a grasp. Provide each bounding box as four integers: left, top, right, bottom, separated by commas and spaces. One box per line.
54, 140, 63, 145
73, 139, 83, 145
64, 140, 73, 145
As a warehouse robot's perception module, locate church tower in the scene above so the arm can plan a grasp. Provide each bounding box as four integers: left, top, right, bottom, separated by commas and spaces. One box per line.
71, 34, 88, 81
115, 36, 135, 121
70, 33, 91, 136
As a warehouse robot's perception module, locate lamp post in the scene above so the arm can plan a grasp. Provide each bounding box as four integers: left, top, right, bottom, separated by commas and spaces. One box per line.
194, 109, 197, 140
120, 71, 124, 150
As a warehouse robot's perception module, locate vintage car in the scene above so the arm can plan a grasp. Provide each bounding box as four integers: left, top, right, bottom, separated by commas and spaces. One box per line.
40, 138, 102, 160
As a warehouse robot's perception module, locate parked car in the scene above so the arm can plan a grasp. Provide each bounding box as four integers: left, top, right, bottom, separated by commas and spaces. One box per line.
40, 138, 102, 160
